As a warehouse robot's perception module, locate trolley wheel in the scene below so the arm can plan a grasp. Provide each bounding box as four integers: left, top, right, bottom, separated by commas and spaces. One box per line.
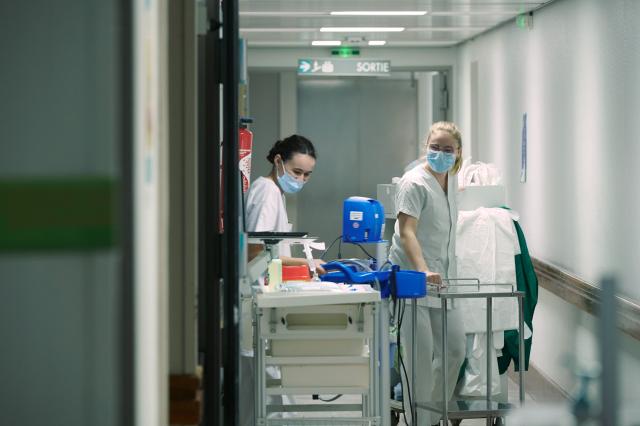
391, 411, 400, 426
450, 420, 463, 426
493, 417, 505, 426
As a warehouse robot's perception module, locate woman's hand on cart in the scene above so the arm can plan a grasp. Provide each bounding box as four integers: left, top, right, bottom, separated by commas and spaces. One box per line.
425, 270, 445, 287
314, 259, 326, 275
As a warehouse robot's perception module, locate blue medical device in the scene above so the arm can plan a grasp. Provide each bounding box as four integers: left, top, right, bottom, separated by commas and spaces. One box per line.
342, 197, 385, 243
320, 262, 426, 299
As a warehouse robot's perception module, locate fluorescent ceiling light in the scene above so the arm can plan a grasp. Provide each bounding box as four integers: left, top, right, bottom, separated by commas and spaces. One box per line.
312, 40, 342, 46
428, 11, 520, 16
247, 40, 457, 47
368, 40, 387, 46
248, 41, 310, 47
320, 27, 405, 32
240, 27, 315, 33
330, 11, 427, 16
405, 26, 485, 32
240, 11, 326, 17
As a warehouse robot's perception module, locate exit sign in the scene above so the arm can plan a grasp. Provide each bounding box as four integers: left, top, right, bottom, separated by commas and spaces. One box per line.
298, 58, 391, 77
331, 47, 360, 57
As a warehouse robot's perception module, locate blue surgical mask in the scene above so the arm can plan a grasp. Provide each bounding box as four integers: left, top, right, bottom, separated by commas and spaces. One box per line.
277, 160, 305, 193
426, 148, 456, 174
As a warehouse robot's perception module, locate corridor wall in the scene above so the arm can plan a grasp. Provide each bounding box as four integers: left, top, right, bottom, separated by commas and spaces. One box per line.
454, 0, 640, 403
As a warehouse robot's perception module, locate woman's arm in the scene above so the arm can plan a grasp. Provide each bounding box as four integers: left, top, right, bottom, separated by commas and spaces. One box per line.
397, 212, 442, 285
280, 255, 326, 275
248, 247, 326, 275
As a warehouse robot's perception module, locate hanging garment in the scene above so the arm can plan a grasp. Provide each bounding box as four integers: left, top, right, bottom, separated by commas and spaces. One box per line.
497, 219, 539, 374
456, 207, 521, 333
455, 207, 521, 396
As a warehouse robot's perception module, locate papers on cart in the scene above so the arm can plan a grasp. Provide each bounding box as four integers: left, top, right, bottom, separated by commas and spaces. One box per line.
256, 282, 380, 308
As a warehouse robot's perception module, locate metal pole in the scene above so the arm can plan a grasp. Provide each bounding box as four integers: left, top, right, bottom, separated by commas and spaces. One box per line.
366, 318, 372, 418
411, 300, 417, 423
486, 298, 492, 426
372, 304, 379, 421
518, 295, 525, 405
599, 276, 618, 426
375, 240, 390, 425
254, 306, 261, 423
442, 299, 448, 425
202, 0, 223, 423
221, 0, 240, 423
380, 299, 390, 426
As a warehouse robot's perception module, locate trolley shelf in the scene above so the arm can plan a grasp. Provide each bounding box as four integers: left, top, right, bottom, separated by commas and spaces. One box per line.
417, 400, 515, 419
266, 356, 370, 365
267, 404, 364, 413
265, 386, 370, 396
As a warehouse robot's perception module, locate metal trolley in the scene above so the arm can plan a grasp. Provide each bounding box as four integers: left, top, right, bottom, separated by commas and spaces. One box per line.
410, 282, 526, 425
253, 287, 383, 425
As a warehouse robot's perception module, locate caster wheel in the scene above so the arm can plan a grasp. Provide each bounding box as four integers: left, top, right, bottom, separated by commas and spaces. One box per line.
391, 412, 400, 426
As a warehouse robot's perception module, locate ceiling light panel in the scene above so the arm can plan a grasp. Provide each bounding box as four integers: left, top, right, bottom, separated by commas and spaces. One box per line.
312, 40, 342, 46
330, 11, 427, 16
320, 27, 405, 32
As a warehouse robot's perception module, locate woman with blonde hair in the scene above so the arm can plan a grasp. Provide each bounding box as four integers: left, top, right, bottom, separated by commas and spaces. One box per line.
389, 121, 465, 425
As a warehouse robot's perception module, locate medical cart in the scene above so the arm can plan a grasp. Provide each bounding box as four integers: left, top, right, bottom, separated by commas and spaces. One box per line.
253, 285, 383, 425
409, 282, 526, 425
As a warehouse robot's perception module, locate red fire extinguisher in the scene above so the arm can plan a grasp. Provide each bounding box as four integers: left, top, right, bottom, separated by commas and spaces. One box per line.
219, 118, 254, 233
239, 117, 254, 193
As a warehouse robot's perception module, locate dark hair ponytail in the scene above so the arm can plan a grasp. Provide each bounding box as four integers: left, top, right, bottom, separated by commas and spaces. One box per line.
267, 134, 316, 164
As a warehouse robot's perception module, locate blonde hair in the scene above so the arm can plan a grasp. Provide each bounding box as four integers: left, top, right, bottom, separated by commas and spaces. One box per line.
425, 121, 463, 175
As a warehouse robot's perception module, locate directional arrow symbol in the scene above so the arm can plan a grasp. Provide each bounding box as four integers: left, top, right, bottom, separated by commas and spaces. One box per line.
298, 60, 312, 73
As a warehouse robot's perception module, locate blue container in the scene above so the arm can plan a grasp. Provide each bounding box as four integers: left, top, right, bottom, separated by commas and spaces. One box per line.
394, 270, 427, 298
342, 197, 384, 243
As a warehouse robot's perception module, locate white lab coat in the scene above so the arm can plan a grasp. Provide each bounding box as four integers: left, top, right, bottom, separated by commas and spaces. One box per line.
455, 207, 521, 398
389, 164, 458, 306
245, 176, 292, 257
388, 165, 465, 425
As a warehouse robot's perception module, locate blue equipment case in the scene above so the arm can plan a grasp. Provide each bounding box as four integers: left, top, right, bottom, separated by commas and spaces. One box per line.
342, 197, 385, 243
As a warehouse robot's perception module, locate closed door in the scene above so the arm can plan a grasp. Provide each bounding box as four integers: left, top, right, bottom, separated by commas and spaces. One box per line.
297, 76, 418, 258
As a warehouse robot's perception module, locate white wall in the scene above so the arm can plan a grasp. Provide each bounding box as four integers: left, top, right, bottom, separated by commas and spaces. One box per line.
0, 1, 124, 425
134, 0, 169, 424
455, 0, 640, 402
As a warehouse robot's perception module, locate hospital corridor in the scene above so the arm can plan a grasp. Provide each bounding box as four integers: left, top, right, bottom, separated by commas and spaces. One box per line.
2, 0, 640, 425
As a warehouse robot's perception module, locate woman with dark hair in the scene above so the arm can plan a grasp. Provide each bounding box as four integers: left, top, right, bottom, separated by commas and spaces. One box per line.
245, 134, 325, 274
241, 134, 324, 425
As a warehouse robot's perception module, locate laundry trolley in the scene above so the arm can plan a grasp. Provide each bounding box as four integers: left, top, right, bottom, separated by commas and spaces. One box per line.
408, 282, 526, 425
254, 284, 382, 425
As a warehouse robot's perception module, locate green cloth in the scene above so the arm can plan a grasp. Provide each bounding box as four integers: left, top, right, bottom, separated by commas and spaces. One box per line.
497, 220, 538, 374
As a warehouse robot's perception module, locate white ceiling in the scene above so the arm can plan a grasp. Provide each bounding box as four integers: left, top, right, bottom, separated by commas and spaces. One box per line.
240, 1, 553, 47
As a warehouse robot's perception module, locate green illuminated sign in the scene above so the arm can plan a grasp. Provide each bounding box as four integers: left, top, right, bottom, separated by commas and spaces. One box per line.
516, 13, 533, 29
331, 47, 360, 58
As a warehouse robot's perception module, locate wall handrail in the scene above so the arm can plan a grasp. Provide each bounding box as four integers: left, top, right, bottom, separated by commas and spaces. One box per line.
533, 258, 640, 341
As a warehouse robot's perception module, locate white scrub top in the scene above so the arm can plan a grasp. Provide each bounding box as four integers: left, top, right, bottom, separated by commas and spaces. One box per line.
245, 176, 292, 257
388, 164, 458, 307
